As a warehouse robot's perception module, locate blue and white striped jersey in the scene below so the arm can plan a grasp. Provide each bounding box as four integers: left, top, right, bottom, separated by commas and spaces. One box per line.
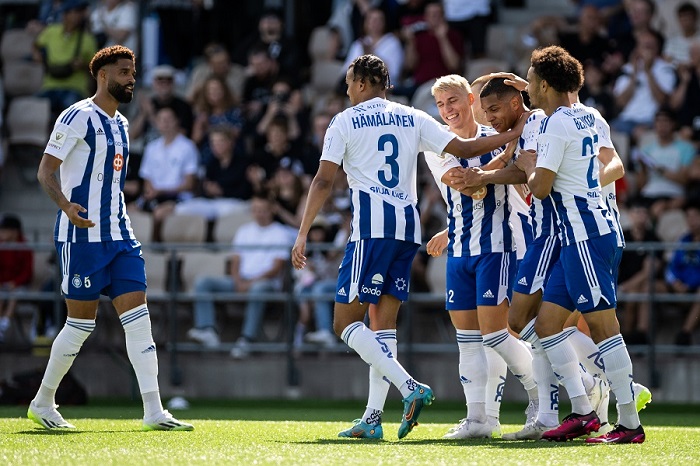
425, 125, 512, 257
321, 97, 455, 244
536, 105, 615, 247
573, 102, 625, 248
44, 98, 136, 243
518, 110, 557, 240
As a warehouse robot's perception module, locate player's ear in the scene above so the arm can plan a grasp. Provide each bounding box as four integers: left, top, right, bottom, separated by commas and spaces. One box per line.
468, 93, 475, 105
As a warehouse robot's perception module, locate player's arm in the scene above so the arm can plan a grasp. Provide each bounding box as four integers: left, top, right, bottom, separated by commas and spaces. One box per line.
292, 160, 339, 269
426, 228, 449, 257
37, 154, 95, 228
515, 149, 555, 199
597, 146, 624, 187
444, 111, 530, 159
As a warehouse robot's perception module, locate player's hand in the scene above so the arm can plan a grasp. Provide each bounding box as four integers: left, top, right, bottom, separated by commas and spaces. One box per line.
452, 166, 484, 188
426, 230, 448, 257
65, 203, 95, 228
291, 237, 307, 269
485, 72, 528, 92
512, 110, 534, 136
514, 149, 536, 172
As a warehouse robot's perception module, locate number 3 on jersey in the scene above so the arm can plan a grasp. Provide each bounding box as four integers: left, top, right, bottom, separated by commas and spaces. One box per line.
378, 134, 399, 188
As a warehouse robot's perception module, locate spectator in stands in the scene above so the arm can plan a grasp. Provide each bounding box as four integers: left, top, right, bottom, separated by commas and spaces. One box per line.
617, 199, 663, 344
149, 0, 199, 70
136, 106, 199, 242
250, 116, 304, 189
293, 217, 339, 349
611, 30, 676, 138
663, 2, 700, 66
191, 75, 244, 166
686, 153, 700, 203
300, 112, 333, 179
89, 0, 138, 53
26, 0, 66, 33
670, 40, 700, 144
579, 59, 618, 120
186, 43, 246, 104
442, 0, 491, 59
255, 78, 305, 143
187, 192, 291, 352
609, 0, 657, 61
664, 200, 700, 345
174, 125, 253, 222
399, 1, 464, 99
0, 214, 33, 343
233, 7, 301, 77
269, 161, 307, 238
560, 5, 613, 65
32, 0, 98, 118
633, 108, 695, 220
242, 45, 280, 129
342, 7, 404, 85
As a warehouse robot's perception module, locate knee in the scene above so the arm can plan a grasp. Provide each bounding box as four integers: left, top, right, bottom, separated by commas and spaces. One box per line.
508, 313, 525, 335
193, 276, 210, 292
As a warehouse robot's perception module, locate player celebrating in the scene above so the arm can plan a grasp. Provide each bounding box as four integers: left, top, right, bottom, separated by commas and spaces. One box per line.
423, 75, 537, 439
515, 46, 645, 444
291, 54, 523, 439
28, 46, 193, 431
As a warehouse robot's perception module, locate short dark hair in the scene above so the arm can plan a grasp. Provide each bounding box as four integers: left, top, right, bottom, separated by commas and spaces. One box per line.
89, 45, 135, 79
480, 78, 521, 101
349, 54, 390, 90
530, 46, 583, 93
678, 2, 698, 16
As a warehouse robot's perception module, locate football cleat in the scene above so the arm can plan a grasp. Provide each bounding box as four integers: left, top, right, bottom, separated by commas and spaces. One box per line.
502, 421, 555, 441
541, 411, 601, 442
587, 375, 609, 418
585, 424, 645, 444
442, 418, 492, 439
487, 416, 502, 438
143, 410, 194, 431
524, 399, 539, 425
337, 419, 383, 439
634, 383, 652, 412
398, 383, 434, 439
27, 401, 76, 430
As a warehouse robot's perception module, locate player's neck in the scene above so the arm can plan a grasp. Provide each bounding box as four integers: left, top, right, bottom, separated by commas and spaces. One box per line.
452, 119, 478, 139
92, 90, 119, 117
543, 94, 571, 116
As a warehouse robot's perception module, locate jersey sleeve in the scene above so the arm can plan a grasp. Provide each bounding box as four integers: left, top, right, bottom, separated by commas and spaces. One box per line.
423, 150, 461, 182
44, 120, 82, 161
319, 116, 346, 166
519, 115, 543, 152
536, 130, 567, 174
593, 110, 613, 149
416, 111, 455, 155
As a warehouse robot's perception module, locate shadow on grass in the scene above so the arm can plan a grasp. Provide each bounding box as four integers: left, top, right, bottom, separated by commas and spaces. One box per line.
287, 437, 579, 449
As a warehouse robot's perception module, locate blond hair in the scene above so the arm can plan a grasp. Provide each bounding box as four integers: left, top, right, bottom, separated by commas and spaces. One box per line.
431, 74, 471, 97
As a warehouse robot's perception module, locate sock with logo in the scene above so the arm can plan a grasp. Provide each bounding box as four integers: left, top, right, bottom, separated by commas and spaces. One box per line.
567, 327, 605, 377
598, 334, 640, 428
456, 329, 487, 422
362, 330, 397, 425
34, 317, 95, 407
540, 330, 593, 415
341, 322, 417, 398
530, 338, 559, 426
484, 345, 507, 420
121, 305, 163, 417
483, 328, 537, 400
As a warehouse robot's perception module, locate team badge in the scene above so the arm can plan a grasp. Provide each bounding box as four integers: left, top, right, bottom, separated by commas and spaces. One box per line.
72, 275, 82, 289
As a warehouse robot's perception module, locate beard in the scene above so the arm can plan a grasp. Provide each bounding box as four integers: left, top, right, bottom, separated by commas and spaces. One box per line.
108, 80, 133, 104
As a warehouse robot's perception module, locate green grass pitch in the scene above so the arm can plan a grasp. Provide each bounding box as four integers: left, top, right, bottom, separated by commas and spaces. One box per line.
1, 399, 699, 465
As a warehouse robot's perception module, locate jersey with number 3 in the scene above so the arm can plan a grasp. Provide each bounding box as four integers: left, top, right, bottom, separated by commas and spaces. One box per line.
321, 97, 455, 244
44, 98, 136, 243
536, 105, 615, 246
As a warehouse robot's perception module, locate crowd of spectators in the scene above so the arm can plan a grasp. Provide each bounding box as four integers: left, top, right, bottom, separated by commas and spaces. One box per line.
1, 0, 700, 349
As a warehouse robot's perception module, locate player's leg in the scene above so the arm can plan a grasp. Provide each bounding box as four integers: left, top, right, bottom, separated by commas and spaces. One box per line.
28, 242, 101, 430
483, 345, 506, 437
109, 241, 193, 431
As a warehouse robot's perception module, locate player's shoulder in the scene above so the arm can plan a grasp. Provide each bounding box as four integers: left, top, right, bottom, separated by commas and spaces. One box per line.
56, 99, 95, 127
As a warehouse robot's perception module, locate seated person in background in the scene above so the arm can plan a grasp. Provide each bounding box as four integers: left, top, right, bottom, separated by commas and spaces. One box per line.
299, 112, 333, 181
187, 192, 291, 351
174, 125, 254, 221
633, 108, 695, 221
89, 0, 138, 53
190, 75, 245, 166
255, 78, 305, 143
136, 106, 199, 242
293, 217, 340, 349
249, 116, 305, 189
268, 160, 307, 239
617, 199, 663, 344
664, 200, 700, 346
186, 43, 246, 104
0, 214, 33, 343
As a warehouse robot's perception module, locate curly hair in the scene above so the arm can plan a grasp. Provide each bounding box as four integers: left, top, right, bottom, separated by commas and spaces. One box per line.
89, 45, 135, 79
349, 54, 390, 90
479, 77, 521, 101
530, 46, 583, 94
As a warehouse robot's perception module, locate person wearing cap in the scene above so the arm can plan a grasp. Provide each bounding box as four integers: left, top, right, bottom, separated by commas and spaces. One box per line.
0, 214, 33, 343
33, 0, 98, 118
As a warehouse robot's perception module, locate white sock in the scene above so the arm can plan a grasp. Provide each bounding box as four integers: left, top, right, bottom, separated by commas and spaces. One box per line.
120, 305, 163, 417
35, 317, 95, 407
341, 322, 415, 397
598, 334, 640, 428
484, 345, 507, 420
483, 329, 537, 397
540, 330, 592, 414
457, 329, 487, 422
567, 327, 605, 377
520, 318, 538, 345
362, 330, 396, 425
531, 338, 559, 426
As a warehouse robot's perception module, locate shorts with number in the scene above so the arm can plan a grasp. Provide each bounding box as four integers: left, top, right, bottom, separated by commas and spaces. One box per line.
445, 251, 516, 310
335, 238, 418, 304
57, 239, 146, 301
513, 234, 561, 295
542, 233, 618, 313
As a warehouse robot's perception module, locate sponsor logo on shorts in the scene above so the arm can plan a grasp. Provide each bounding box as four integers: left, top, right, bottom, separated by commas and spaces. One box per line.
371, 274, 384, 285
361, 285, 381, 296
337, 287, 347, 297
577, 294, 588, 304
395, 277, 407, 291
483, 289, 494, 298
518, 277, 528, 286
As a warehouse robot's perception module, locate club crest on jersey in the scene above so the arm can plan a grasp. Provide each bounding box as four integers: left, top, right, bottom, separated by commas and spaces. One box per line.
50, 131, 67, 149
72, 275, 82, 288
113, 153, 124, 171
